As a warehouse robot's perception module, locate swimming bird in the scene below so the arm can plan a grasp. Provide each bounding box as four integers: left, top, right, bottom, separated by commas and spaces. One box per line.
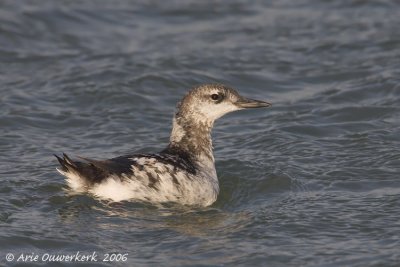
55, 84, 271, 207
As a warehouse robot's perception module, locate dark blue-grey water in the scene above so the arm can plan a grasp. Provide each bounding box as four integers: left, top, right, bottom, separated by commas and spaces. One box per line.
1, 1, 400, 266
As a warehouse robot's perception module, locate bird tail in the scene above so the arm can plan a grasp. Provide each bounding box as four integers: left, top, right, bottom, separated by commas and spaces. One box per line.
54, 153, 77, 172
54, 153, 88, 192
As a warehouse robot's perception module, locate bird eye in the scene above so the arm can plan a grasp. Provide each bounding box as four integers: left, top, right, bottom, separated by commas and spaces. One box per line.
211, 94, 222, 101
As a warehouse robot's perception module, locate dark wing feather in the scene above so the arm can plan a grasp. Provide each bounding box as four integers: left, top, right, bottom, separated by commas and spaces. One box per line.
55, 153, 135, 185
55, 149, 197, 187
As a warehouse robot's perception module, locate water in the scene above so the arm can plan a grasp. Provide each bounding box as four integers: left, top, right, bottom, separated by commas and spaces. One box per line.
1, 0, 399, 266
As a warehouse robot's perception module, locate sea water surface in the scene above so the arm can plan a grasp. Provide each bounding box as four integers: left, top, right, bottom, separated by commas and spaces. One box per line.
1, 0, 400, 266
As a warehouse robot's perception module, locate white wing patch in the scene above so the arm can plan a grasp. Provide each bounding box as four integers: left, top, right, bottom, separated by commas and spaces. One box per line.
58, 157, 219, 206
60, 156, 219, 206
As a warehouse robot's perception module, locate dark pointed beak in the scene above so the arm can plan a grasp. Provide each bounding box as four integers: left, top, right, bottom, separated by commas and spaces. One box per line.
235, 96, 271, 109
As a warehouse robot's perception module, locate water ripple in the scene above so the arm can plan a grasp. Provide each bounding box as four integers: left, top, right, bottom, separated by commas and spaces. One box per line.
1, 0, 400, 266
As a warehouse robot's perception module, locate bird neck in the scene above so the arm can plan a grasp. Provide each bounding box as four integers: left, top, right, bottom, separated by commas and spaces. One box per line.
167, 116, 215, 164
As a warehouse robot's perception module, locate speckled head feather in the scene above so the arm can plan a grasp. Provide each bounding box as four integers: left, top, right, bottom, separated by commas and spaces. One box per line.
168, 84, 271, 163
176, 84, 243, 124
